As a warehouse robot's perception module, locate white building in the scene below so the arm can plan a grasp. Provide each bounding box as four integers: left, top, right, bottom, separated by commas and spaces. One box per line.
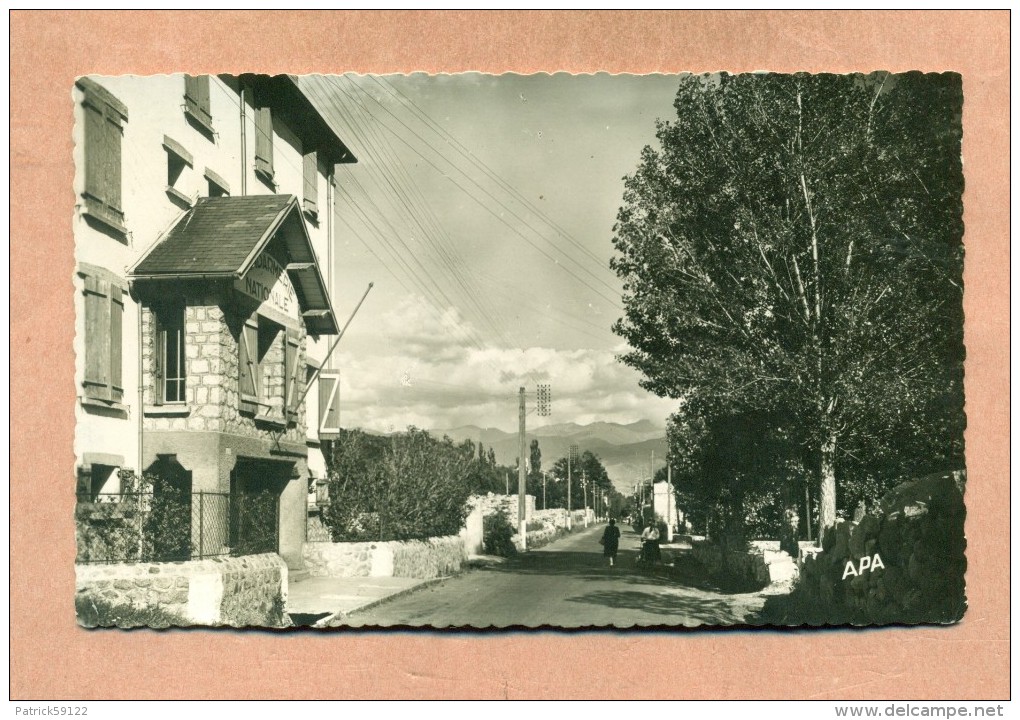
652, 480, 683, 540
73, 74, 352, 568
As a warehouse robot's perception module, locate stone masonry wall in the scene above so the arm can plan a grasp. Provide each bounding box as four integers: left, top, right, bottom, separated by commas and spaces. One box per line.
76, 553, 288, 627
785, 472, 966, 625
303, 535, 467, 580
142, 301, 307, 444
469, 493, 536, 521
690, 539, 794, 590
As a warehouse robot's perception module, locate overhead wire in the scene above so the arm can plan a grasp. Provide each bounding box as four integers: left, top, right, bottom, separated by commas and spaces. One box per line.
371, 74, 617, 277
327, 76, 548, 382
324, 77, 523, 354
310, 74, 624, 312
305, 77, 547, 387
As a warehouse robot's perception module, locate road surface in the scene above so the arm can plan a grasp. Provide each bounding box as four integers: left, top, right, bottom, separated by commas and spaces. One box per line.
334, 523, 768, 628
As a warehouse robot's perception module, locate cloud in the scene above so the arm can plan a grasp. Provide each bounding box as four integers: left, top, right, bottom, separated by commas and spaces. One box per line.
335, 295, 679, 433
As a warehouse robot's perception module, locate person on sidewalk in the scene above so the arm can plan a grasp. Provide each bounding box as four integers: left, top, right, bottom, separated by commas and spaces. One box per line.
600, 518, 621, 567
640, 522, 661, 564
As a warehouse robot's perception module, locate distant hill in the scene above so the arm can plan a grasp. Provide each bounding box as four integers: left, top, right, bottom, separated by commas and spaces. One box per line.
435, 420, 668, 492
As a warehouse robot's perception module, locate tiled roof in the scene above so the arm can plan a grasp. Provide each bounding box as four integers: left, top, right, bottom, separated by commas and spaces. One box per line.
133, 195, 295, 276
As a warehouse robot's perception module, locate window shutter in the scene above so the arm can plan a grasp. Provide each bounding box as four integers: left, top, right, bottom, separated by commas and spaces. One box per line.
302, 151, 318, 215
103, 106, 123, 215
239, 316, 259, 413
109, 284, 124, 402
184, 75, 212, 129
318, 371, 340, 439
83, 102, 105, 204
285, 329, 302, 422
254, 104, 273, 178
83, 276, 111, 401
81, 87, 125, 229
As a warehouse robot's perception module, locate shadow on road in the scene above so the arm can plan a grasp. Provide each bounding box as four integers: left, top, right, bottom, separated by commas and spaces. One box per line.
486, 544, 751, 596
563, 588, 752, 624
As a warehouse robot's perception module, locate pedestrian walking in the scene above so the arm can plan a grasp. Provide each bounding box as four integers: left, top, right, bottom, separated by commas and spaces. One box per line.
640, 522, 661, 564
600, 518, 621, 567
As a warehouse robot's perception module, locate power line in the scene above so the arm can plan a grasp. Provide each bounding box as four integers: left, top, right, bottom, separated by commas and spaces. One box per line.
308, 75, 624, 312
306, 78, 552, 388
371, 74, 617, 276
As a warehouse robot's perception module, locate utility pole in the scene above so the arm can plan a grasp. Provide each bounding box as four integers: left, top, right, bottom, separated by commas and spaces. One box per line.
582, 471, 588, 527
666, 464, 674, 542
567, 444, 577, 530
505, 471, 509, 495
542, 470, 547, 511
518, 387, 527, 551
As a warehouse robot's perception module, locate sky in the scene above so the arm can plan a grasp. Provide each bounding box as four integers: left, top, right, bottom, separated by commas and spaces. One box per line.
302, 73, 686, 434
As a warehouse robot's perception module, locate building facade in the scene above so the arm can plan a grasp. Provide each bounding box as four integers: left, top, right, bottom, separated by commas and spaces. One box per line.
73, 74, 351, 568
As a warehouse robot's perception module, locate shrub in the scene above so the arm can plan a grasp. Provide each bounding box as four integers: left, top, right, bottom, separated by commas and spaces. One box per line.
483, 510, 517, 557
323, 428, 473, 542
76, 470, 193, 564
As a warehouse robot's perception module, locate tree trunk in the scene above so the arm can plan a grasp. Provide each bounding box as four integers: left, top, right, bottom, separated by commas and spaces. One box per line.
817, 431, 837, 544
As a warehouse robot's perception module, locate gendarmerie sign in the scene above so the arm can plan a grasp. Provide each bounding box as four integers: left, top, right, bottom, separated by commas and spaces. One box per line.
235, 251, 299, 327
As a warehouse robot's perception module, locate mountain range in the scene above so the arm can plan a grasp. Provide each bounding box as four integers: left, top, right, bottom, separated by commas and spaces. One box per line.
434, 419, 667, 492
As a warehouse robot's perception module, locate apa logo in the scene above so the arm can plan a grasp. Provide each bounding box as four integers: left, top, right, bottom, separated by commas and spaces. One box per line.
842, 554, 885, 580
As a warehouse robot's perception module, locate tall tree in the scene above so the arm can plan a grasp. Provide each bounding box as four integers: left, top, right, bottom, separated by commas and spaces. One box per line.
529, 438, 542, 477
611, 72, 964, 541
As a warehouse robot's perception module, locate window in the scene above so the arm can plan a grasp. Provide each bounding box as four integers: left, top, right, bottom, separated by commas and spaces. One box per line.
204, 167, 230, 197
79, 266, 125, 407
154, 304, 186, 404
253, 94, 274, 186
77, 78, 128, 236
162, 136, 193, 207
183, 74, 213, 135
238, 313, 302, 424
302, 150, 318, 218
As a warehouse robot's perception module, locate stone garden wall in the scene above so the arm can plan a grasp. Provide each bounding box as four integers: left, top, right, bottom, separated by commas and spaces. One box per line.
303, 535, 467, 580
691, 538, 796, 590
75, 553, 288, 627
785, 472, 966, 625
470, 493, 536, 520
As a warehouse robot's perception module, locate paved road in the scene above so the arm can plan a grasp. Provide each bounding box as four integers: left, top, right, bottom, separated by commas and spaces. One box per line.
335, 523, 768, 628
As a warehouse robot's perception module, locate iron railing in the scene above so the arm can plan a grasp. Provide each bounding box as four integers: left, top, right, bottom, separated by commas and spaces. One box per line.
75, 490, 279, 564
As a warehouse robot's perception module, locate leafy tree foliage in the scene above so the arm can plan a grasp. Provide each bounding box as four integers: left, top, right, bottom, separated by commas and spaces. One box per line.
546, 450, 621, 513
611, 72, 964, 540
323, 427, 473, 541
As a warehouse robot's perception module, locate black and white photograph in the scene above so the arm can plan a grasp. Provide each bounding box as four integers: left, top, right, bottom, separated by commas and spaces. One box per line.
72, 70, 967, 631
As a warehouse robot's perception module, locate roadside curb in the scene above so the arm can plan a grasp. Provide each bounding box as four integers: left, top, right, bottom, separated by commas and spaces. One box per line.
316, 575, 452, 627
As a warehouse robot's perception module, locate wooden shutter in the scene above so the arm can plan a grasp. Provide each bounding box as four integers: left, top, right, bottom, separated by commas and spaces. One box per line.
83, 102, 105, 206
83, 276, 111, 401
302, 151, 318, 215
318, 371, 340, 439
239, 316, 259, 413
81, 86, 125, 228
254, 104, 273, 178
103, 107, 123, 215
285, 329, 302, 422
109, 285, 124, 402
184, 75, 212, 129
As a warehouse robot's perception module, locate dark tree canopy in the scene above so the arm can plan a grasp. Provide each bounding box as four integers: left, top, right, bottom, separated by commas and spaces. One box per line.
611, 72, 965, 540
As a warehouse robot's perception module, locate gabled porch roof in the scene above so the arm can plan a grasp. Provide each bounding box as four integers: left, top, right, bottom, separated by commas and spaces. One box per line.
129, 195, 338, 335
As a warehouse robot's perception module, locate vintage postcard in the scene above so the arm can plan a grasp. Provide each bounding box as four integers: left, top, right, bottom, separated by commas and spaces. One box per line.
71, 71, 966, 631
